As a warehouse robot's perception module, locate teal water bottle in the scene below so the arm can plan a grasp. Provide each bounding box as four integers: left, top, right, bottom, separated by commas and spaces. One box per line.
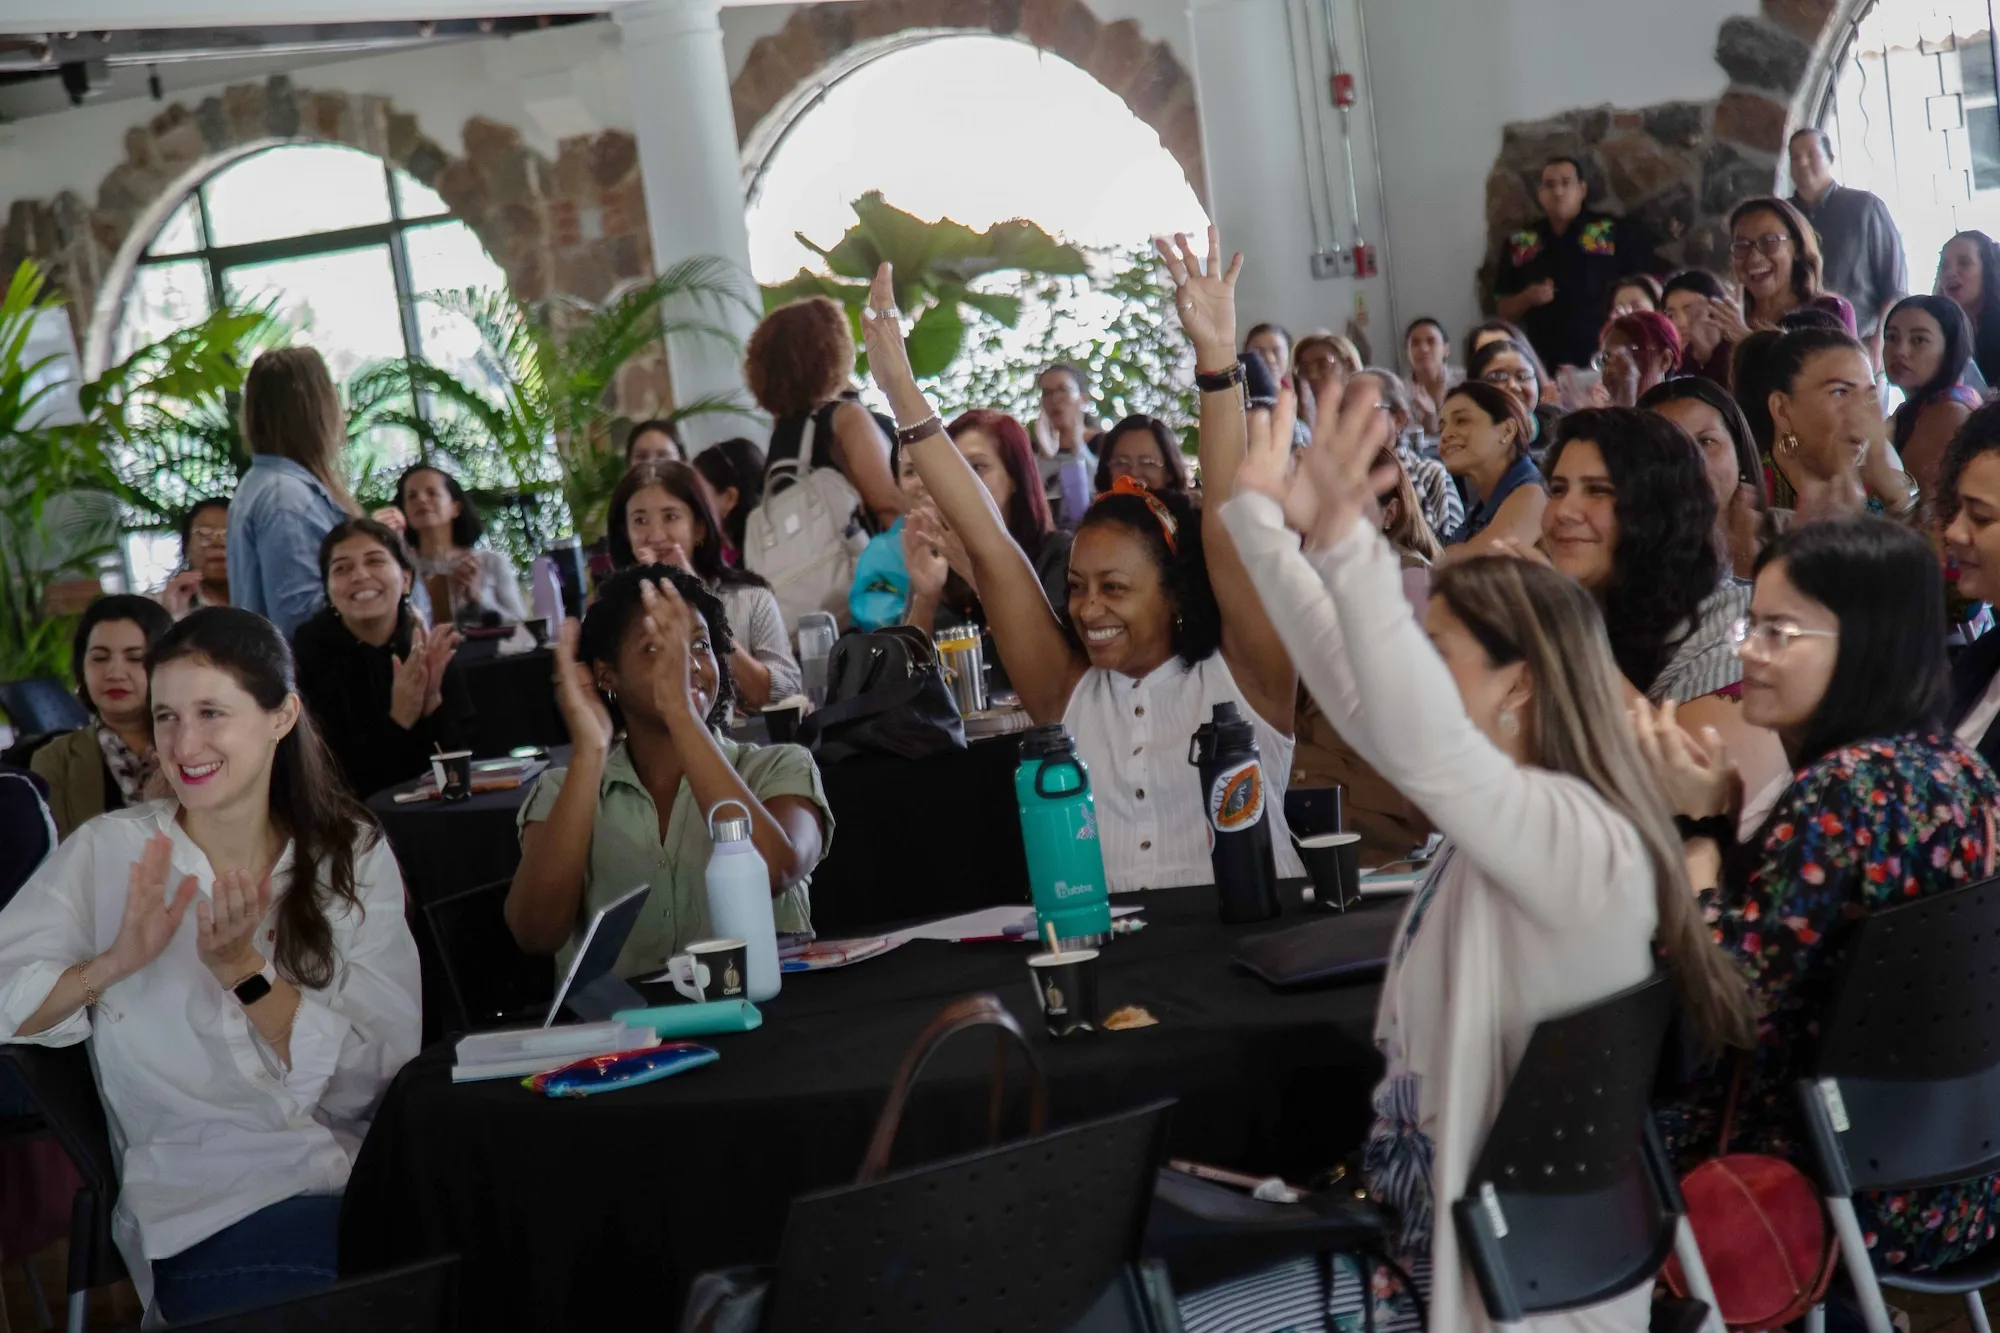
1015, 724, 1112, 949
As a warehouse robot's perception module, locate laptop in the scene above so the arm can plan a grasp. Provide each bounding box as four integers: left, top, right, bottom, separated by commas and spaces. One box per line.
542, 883, 651, 1026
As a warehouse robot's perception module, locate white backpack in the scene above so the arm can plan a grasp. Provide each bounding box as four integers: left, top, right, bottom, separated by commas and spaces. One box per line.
745, 406, 868, 630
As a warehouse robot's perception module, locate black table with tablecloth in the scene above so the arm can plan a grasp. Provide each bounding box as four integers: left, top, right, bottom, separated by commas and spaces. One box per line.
339, 883, 1388, 1331
451, 637, 569, 759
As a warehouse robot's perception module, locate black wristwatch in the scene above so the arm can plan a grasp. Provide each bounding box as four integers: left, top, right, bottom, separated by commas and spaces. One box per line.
1193, 362, 1246, 394
1673, 813, 1735, 846
231, 962, 275, 1006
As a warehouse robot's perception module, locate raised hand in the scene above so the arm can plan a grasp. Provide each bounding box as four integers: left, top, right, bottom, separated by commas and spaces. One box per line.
552, 618, 614, 758
1708, 296, 1754, 343
1629, 696, 1735, 819
637, 577, 704, 719
196, 866, 272, 986
1296, 374, 1398, 550
902, 507, 951, 603
859, 263, 930, 425
388, 622, 431, 729
1236, 385, 1319, 535
448, 554, 481, 600
161, 570, 203, 616
1153, 227, 1244, 366
369, 506, 407, 536
99, 833, 200, 985
420, 624, 461, 717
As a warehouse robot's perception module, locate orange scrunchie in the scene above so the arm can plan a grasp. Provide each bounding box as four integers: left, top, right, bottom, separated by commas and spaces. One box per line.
1089, 475, 1179, 553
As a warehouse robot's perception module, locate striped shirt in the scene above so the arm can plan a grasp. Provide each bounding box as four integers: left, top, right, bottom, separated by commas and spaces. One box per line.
1398, 445, 1463, 544
1649, 578, 1750, 705
1063, 655, 1304, 893
719, 582, 803, 703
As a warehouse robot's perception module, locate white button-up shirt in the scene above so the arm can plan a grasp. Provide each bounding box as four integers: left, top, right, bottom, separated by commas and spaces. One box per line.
0, 801, 420, 1302
1063, 655, 1304, 893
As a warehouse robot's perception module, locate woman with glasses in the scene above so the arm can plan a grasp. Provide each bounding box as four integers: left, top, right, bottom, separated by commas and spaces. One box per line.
1465, 336, 1562, 457
1883, 294, 1977, 499
1716, 197, 1842, 338
1638, 515, 2000, 1280
1437, 380, 1545, 552
1937, 230, 2000, 386
1594, 311, 1681, 407
160, 499, 232, 619
1092, 415, 1189, 497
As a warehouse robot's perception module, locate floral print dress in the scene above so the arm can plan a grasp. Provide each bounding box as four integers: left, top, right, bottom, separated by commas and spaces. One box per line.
1656, 733, 2000, 1271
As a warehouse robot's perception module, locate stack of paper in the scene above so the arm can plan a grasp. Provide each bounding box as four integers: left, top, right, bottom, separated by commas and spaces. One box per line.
451, 1020, 658, 1083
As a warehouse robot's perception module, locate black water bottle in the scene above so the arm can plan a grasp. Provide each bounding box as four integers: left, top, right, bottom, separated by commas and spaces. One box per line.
1189, 701, 1281, 924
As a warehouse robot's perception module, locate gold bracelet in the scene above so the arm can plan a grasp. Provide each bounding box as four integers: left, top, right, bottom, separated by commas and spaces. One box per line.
70, 961, 101, 1009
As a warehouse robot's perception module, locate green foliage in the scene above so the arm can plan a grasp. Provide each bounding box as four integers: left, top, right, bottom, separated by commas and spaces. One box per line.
931, 245, 1198, 445
350, 256, 757, 566
761, 193, 1088, 379
0, 263, 128, 689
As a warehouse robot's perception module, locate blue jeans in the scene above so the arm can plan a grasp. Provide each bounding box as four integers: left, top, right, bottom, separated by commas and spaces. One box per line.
152, 1193, 342, 1323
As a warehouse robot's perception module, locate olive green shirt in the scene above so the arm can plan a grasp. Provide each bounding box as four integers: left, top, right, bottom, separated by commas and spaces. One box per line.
517, 737, 832, 979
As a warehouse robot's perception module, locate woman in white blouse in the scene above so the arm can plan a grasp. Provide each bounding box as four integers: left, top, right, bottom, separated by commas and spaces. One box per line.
1216, 381, 1751, 1330
859, 233, 1305, 892
0, 607, 421, 1322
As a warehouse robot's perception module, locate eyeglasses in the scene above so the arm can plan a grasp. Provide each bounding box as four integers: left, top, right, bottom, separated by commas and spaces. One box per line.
1481, 369, 1538, 388
1728, 616, 1836, 654
1730, 233, 1792, 259
1110, 456, 1167, 475
1591, 345, 1638, 371
188, 526, 227, 548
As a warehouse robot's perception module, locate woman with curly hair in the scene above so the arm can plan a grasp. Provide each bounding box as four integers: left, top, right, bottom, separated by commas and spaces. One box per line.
505, 565, 831, 977
742, 296, 904, 531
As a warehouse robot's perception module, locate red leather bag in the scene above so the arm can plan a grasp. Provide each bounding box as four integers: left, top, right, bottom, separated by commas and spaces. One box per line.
1663, 1060, 1836, 1329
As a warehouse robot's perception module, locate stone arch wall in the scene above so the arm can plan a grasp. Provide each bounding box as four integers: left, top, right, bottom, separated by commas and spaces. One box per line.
729, 0, 1206, 205
1480, 0, 1844, 304
0, 74, 672, 413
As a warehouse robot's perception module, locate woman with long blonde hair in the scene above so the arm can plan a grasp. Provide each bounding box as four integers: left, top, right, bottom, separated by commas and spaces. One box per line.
226, 348, 363, 637
1212, 358, 1752, 1330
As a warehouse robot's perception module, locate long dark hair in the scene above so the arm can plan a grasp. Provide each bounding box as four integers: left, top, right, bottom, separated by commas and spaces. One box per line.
1545, 409, 1720, 693
148, 608, 377, 989
1073, 486, 1219, 668
315, 517, 419, 647
241, 347, 359, 515
606, 461, 766, 590
394, 464, 483, 549
1885, 294, 1974, 446
946, 409, 1053, 557
691, 438, 767, 554
577, 564, 735, 730
1639, 377, 1764, 492
1940, 230, 2000, 382
1092, 415, 1190, 496
72, 594, 174, 713
1756, 517, 1948, 766
1729, 329, 1785, 453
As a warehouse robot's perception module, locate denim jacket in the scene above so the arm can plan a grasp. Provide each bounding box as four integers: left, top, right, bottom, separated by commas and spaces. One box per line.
226, 455, 349, 638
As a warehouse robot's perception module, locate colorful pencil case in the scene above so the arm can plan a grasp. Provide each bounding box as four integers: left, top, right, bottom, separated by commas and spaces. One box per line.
523, 1042, 719, 1097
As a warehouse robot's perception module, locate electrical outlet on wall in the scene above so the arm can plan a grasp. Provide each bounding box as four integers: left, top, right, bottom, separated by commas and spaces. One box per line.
1310, 249, 1348, 280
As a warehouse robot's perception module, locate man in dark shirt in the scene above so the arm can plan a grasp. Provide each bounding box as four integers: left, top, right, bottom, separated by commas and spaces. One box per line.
1491, 157, 1656, 372
1788, 128, 1906, 362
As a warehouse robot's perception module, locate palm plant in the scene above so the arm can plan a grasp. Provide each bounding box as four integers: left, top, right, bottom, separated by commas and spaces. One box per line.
0, 262, 128, 686
349, 255, 757, 553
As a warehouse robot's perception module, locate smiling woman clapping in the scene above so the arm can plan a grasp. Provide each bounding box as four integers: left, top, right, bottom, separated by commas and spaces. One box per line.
290, 518, 472, 801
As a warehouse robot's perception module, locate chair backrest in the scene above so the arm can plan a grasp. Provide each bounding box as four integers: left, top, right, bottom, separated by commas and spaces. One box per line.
1, 1043, 126, 1288
421, 879, 554, 1032
1800, 873, 2000, 1196
1452, 973, 1682, 1323
763, 1100, 1175, 1333
0, 678, 89, 737
169, 1256, 458, 1331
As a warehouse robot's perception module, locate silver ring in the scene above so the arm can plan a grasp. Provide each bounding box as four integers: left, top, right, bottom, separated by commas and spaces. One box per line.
863, 306, 896, 320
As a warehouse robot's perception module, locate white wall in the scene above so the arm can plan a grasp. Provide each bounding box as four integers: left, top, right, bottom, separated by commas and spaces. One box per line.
1362, 0, 1753, 352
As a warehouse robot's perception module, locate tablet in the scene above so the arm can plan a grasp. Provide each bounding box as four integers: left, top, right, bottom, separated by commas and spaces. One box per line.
543, 883, 652, 1027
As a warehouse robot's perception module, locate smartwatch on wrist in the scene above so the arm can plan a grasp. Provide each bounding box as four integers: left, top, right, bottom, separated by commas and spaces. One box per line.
230, 960, 276, 1007
1673, 813, 1735, 846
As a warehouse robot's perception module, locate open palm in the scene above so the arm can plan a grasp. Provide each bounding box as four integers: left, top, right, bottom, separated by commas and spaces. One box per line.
1298, 376, 1398, 549
1153, 227, 1243, 362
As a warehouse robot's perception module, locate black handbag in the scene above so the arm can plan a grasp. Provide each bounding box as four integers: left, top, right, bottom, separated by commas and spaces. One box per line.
793, 625, 966, 763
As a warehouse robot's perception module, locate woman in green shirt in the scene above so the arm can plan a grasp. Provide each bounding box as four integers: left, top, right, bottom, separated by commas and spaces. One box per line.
505, 565, 831, 978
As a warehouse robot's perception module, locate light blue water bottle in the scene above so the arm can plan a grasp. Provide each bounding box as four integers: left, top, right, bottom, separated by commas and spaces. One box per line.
1015, 724, 1112, 948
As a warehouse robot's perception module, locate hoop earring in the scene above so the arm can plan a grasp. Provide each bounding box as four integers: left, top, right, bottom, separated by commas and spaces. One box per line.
605, 688, 618, 705
1779, 433, 1800, 458
1498, 709, 1520, 738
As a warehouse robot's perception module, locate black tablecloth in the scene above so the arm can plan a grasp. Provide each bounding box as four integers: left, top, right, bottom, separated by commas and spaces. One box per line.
453, 639, 569, 758
339, 883, 1388, 1331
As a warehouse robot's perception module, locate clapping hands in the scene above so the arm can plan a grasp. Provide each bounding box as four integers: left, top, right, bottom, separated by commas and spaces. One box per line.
388, 620, 461, 729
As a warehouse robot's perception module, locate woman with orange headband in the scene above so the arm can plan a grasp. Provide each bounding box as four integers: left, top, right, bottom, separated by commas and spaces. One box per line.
859, 232, 1305, 892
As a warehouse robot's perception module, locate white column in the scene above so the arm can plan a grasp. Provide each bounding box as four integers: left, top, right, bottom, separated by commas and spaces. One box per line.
615, 0, 759, 450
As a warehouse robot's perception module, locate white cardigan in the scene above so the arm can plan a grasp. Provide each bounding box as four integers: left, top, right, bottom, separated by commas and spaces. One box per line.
1221, 495, 1657, 1333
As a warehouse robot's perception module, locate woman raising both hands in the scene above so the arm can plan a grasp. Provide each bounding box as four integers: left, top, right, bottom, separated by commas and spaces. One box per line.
1219, 359, 1749, 1330
859, 232, 1305, 891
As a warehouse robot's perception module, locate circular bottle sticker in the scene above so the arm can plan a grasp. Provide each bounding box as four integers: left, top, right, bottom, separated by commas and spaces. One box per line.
1207, 759, 1264, 832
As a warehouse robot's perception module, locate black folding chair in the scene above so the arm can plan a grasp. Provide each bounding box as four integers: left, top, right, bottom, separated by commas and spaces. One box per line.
1795, 874, 2000, 1333
0, 679, 89, 738
1452, 973, 1722, 1333
165, 1255, 458, 1331
420, 878, 554, 1033
759, 1100, 1179, 1333
0, 1043, 125, 1333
